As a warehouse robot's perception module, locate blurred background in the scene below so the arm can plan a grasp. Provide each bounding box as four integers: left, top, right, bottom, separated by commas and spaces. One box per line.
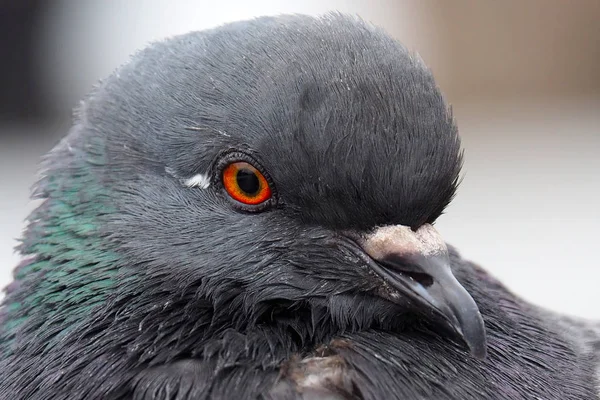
1, 1, 599, 317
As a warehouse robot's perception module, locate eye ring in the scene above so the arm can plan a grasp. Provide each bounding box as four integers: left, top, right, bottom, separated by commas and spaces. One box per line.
216, 152, 277, 211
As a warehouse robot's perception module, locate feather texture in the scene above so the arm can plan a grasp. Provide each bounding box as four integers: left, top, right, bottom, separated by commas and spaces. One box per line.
0, 13, 597, 400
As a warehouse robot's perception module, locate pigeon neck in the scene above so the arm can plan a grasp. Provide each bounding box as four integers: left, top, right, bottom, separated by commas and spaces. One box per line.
0, 166, 119, 350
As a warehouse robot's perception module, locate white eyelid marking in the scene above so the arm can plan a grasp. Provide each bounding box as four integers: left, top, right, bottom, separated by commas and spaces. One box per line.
184, 173, 211, 189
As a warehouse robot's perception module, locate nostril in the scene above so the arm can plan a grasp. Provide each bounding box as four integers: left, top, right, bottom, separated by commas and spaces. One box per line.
401, 270, 434, 287
378, 256, 435, 288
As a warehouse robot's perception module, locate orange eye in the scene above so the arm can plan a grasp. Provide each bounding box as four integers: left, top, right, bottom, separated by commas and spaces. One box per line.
222, 161, 272, 205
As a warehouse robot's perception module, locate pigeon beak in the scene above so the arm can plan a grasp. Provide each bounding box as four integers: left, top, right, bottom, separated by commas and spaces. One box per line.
358, 224, 487, 359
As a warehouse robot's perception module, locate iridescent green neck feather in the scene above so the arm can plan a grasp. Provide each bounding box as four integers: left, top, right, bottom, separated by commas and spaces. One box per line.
0, 133, 119, 351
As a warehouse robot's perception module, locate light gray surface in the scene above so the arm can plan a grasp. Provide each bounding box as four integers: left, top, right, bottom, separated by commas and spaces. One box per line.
1, 97, 599, 318
436, 98, 600, 318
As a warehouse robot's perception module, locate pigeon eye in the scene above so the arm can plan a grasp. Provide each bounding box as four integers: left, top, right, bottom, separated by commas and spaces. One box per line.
222, 161, 272, 206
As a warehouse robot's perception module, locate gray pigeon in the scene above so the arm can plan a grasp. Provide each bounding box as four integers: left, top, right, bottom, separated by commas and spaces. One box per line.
0, 13, 598, 400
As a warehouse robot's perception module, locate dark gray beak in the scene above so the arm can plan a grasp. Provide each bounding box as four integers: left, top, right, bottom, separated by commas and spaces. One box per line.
358, 224, 487, 359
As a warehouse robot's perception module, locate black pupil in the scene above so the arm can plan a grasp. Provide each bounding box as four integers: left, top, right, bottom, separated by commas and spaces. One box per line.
236, 168, 260, 195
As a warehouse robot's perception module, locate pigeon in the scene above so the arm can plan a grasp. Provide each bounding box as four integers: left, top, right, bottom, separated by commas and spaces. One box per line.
1, 13, 598, 400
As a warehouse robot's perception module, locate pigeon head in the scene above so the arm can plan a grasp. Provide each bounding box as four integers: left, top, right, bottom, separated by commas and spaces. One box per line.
3, 14, 485, 368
